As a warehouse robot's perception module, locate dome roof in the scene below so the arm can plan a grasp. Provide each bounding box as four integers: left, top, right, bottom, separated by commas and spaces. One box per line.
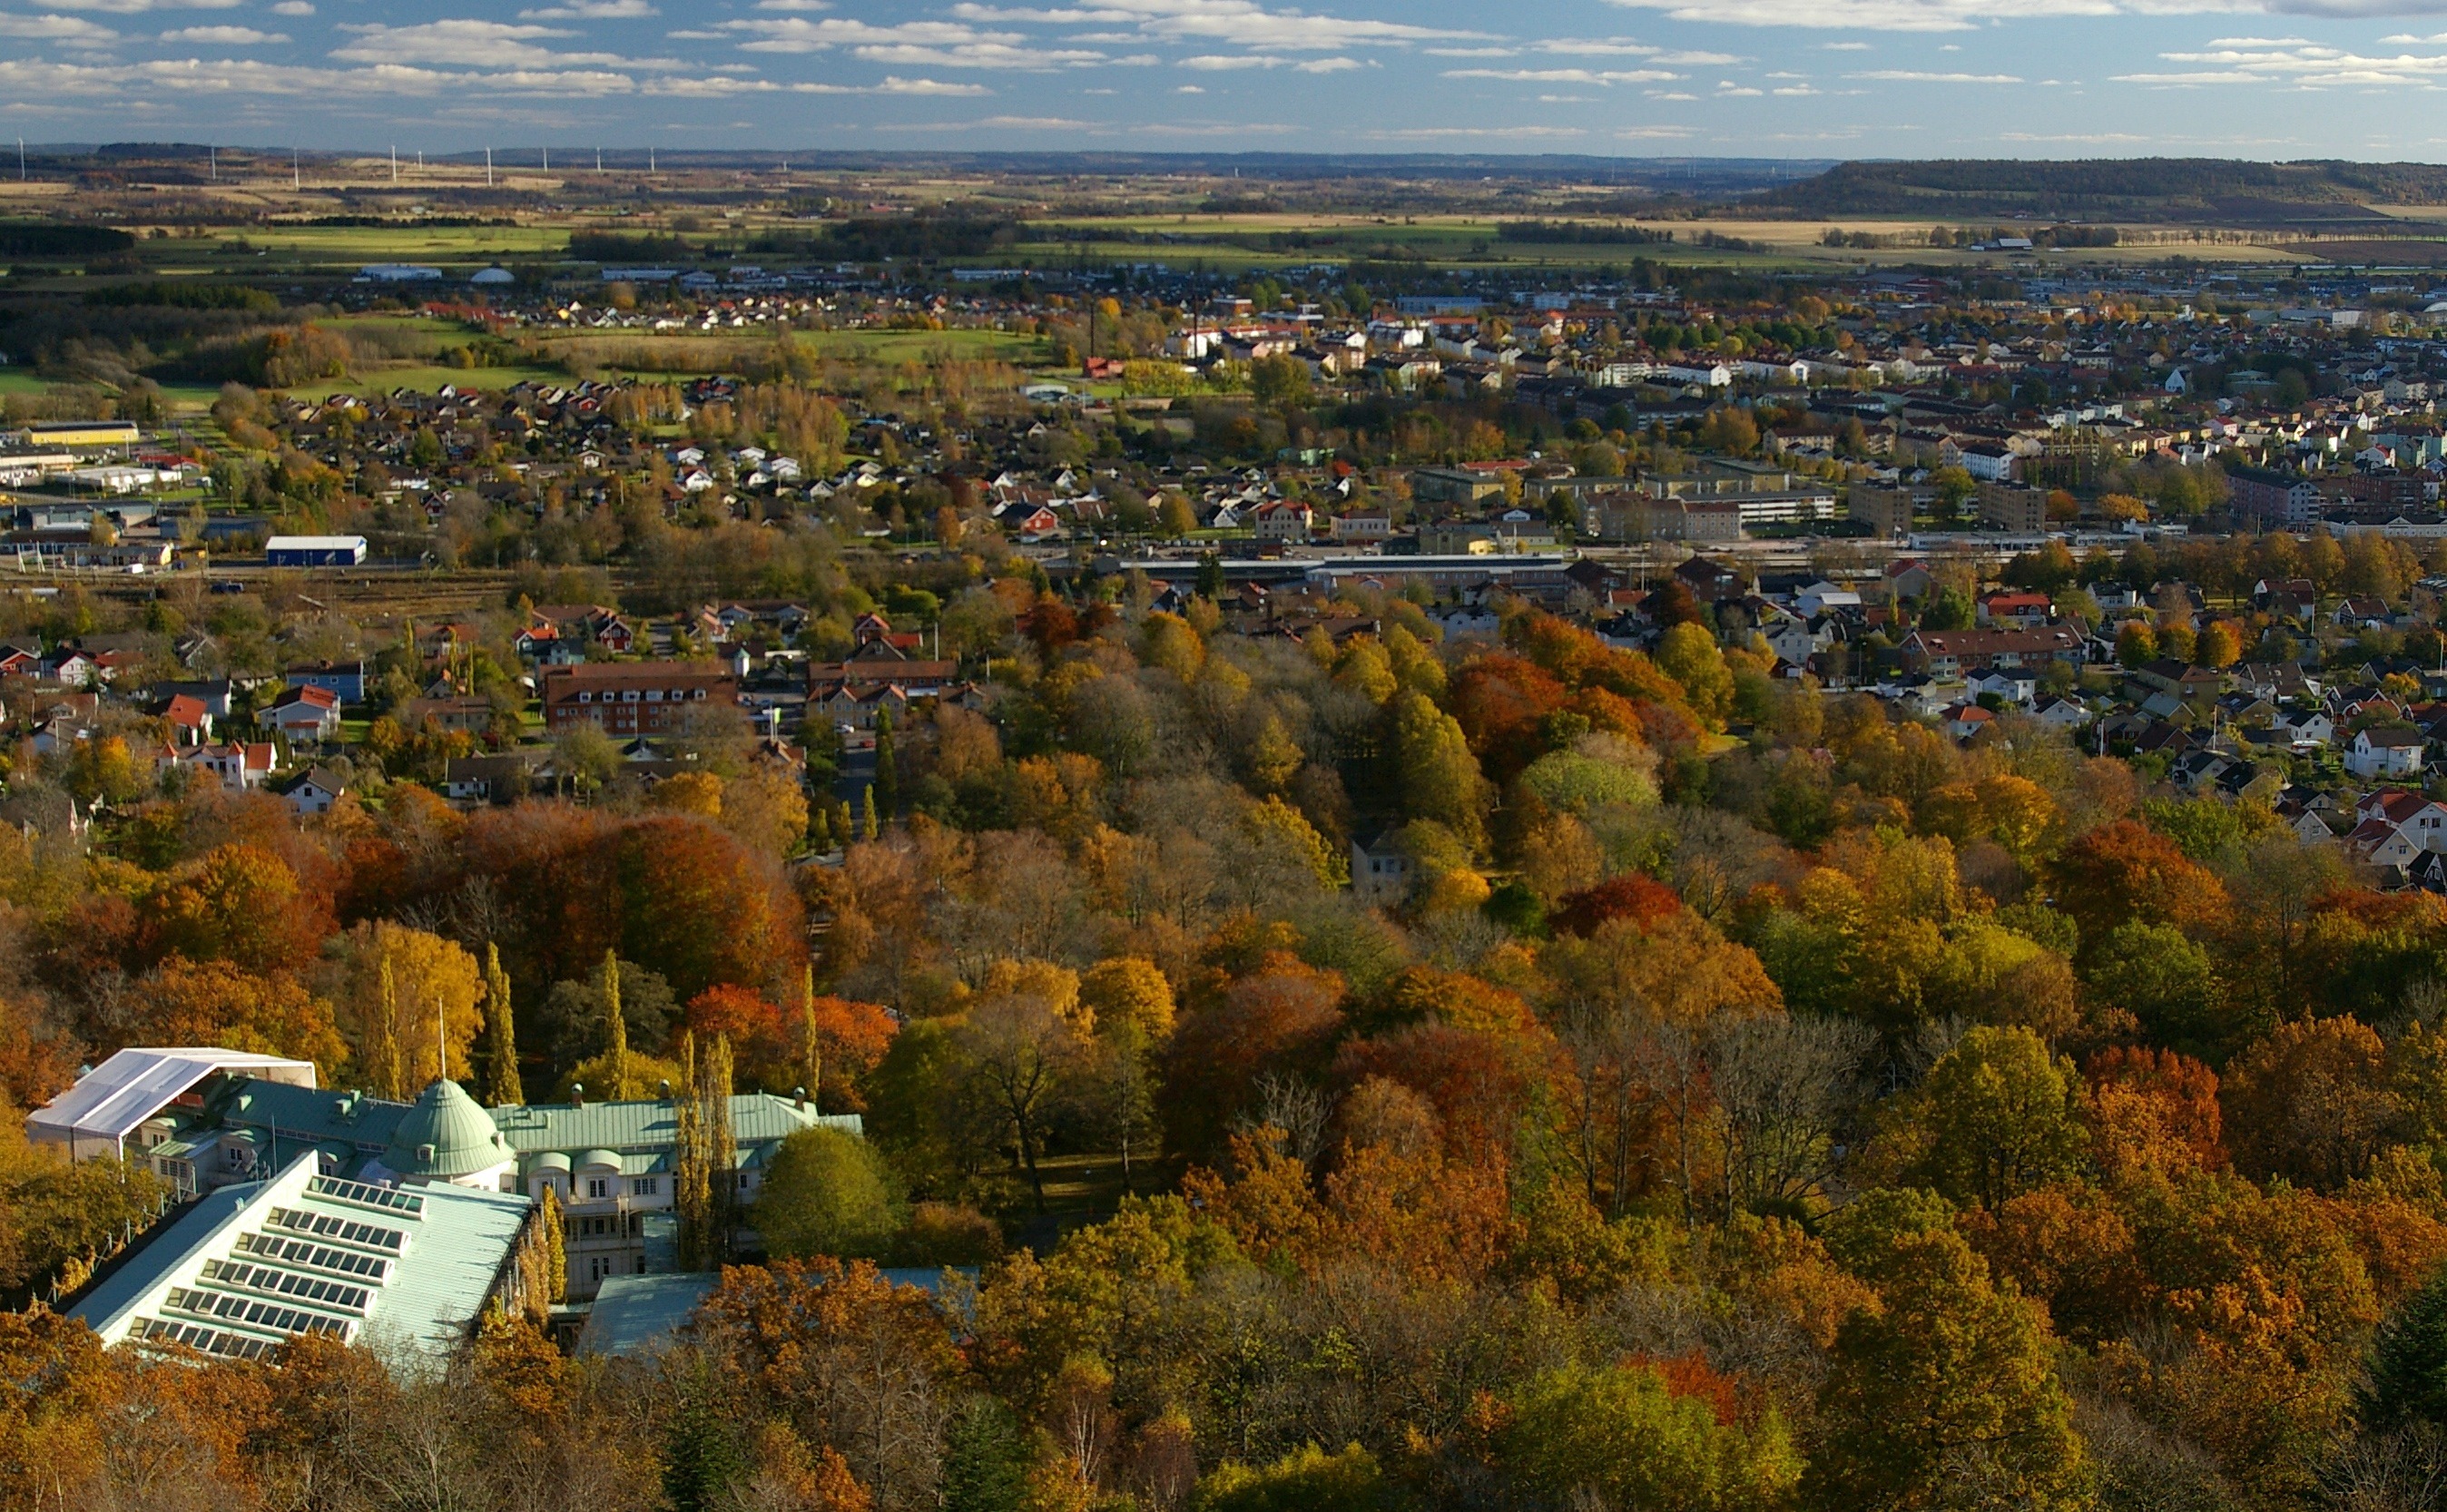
384, 1078, 515, 1181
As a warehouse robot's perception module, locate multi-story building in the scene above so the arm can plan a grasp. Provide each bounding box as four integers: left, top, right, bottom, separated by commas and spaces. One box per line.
2227, 466, 2321, 528
30, 1046, 861, 1301
1976, 480, 2051, 534
542, 661, 739, 736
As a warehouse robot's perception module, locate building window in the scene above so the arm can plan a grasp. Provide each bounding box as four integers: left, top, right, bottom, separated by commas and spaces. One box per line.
632, 1177, 659, 1197
586, 1178, 609, 1200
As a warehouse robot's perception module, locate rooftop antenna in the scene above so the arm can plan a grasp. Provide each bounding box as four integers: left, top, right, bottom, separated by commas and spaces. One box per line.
486, 147, 494, 188
434, 993, 446, 1088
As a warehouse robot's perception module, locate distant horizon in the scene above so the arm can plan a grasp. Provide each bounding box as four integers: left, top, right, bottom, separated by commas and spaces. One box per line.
15, 145, 2447, 171
5, 0, 2447, 158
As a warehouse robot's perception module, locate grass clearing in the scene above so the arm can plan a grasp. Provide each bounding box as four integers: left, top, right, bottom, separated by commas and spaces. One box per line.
290, 363, 567, 398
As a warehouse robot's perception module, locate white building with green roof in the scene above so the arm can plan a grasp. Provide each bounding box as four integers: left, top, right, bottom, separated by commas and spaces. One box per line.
33, 1048, 863, 1301
67, 1154, 538, 1365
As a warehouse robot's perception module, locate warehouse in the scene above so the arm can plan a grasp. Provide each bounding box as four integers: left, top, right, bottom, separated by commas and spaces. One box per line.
265, 535, 369, 566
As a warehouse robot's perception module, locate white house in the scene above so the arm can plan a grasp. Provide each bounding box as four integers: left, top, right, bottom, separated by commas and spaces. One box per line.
285, 767, 348, 816
2348, 726, 2426, 780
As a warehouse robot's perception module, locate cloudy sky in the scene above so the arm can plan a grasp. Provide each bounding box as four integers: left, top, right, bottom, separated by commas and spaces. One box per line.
6, 0, 2447, 157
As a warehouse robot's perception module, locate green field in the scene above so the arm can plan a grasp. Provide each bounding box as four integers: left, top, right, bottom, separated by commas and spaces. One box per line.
290, 364, 568, 398
790, 328, 1047, 364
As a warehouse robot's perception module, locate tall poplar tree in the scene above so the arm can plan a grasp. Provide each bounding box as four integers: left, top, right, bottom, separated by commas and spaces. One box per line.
481, 942, 525, 1107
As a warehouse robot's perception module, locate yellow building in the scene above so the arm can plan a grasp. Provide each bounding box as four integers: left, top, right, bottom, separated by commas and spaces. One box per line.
14, 421, 139, 449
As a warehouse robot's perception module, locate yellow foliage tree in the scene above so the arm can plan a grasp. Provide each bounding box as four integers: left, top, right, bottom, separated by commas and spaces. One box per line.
336, 921, 484, 1098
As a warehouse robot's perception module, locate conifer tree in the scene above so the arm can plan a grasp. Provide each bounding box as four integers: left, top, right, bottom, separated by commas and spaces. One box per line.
378, 954, 403, 1100
481, 942, 524, 1107
874, 709, 899, 817
602, 949, 629, 1097
800, 963, 821, 1112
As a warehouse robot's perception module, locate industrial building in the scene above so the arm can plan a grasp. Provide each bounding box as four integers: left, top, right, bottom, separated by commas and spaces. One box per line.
264, 535, 369, 567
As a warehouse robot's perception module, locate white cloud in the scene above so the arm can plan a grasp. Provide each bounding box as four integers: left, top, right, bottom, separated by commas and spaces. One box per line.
884, 112, 1098, 127
270, 1, 311, 12
44, 0, 238, 12
1774, 82, 1820, 91
523, 0, 659, 15
333, 19, 685, 70
1820, 38, 1870, 46
1617, 123, 1696, 134
0, 54, 645, 95
1442, 65, 1682, 81
1529, 35, 1744, 62
1851, 67, 2024, 79
0, 13, 120, 40
1717, 81, 1764, 91
950, 0, 1493, 51
1175, 80, 1203, 87
161, 23, 284, 40
1999, 129, 2147, 137
802, 73, 992, 91
2120, 37, 2447, 84
1177, 50, 1357, 67
721, 15, 1105, 64
1424, 44, 1514, 54
1596, 0, 2324, 34
1361, 123, 1587, 137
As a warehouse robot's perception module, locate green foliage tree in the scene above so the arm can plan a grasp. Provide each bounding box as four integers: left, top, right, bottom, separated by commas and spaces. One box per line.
1655, 623, 1733, 726
1195, 1444, 1390, 1512
1389, 689, 1488, 849
939, 1396, 1031, 1512
2363, 1262, 2447, 1434
1898, 1026, 2088, 1213
754, 1126, 906, 1261
2088, 919, 2225, 1058
1807, 1224, 2089, 1510
1503, 1360, 1801, 1511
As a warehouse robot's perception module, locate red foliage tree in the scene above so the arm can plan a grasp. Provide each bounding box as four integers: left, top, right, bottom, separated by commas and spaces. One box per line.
2046, 818, 2230, 947
1551, 873, 1685, 938
1447, 653, 1573, 786
1163, 951, 1347, 1159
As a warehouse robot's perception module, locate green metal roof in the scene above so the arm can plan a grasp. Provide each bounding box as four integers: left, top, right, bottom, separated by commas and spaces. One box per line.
70, 1156, 530, 1365
489, 1094, 858, 1157
383, 1079, 516, 1180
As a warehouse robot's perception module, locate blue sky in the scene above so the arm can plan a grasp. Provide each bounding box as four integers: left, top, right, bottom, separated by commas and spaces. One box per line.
7, 0, 2447, 158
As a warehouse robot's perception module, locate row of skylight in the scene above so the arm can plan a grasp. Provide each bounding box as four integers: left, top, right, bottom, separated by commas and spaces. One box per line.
133, 1318, 283, 1360
234, 1231, 391, 1281
160, 1287, 354, 1342
307, 1175, 426, 1217
267, 1206, 406, 1253
201, 1259, 373, 1314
